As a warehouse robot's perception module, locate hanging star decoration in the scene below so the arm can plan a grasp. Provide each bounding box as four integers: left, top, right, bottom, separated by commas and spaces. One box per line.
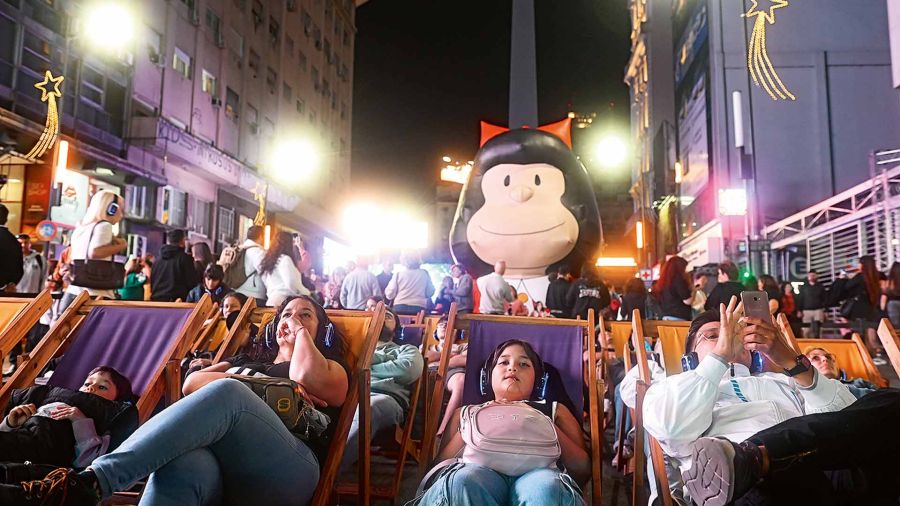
743, 0, 795, 101
25, 70, 65, 159
252, 181, 268, 226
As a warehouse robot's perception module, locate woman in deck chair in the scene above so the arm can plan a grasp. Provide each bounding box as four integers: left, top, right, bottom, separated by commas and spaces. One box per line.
414, 339, 589, 506
17, 295, 350, 506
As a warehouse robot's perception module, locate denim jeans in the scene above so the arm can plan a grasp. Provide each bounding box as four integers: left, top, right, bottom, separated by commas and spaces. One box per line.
340, 393, 405, 471
392, 304, 425, 315
90, 379, 320, 506
415, 463, 583, 505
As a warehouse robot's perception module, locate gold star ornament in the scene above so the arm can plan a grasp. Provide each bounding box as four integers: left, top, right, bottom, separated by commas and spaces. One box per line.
744, 0, 789, 24
33, 70, 65, 103
743, 0, 795, 101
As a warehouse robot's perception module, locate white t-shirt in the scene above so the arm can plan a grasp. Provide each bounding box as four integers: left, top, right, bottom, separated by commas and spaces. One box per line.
260, 254, 310, 307
66, 221, 116, 298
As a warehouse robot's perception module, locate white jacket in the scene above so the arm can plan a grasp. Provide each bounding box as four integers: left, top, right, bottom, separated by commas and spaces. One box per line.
621, 354, 857, 473
260, 255, 309, 307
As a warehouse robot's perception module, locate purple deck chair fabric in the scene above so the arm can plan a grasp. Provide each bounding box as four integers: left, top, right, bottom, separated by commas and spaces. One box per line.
49, 306, 193, 397
461, 320, 585, 415
398, 326, 425, 348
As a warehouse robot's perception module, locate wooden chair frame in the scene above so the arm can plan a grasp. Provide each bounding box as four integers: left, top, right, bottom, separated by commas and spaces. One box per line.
630, 309, 674, 506
421, 304, 603, 504
189, 303, 225, 353
0, 289, 52, 359
398, 309, 426, 326
877, 318, 900, 381
213, 297, 265, 363
0, 293, 213, 422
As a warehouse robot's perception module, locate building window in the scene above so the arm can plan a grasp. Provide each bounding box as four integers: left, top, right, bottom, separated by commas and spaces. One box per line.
285, 35, 294, 57
313, 24, 321, 49
201, 69, 217, 95
282, 82, 292, 101
251, 0, 263, 30
145, 26, 163, 65
173, 47, 192, 79
324, 38, 332, 64
340, 101, 347, 120
302, 8, 311, 37
232, 0, 245, 11
309, 109, 315, 125
296, 99, 305, 114
227, 27, 244, 62
217, 206, 236, 245
80, 65, 104, 107
340, 138, 346, 157
21, 31, 51, 76
225, 87, 239, 119
265, 67, 276, 94
343, 27, 350, 46
268, 16, 279, 48
188, 196, 212, 237
311, 66, 319, 90
298, 50, 307, 71
246, 103, 259, 134
205, 8, 221, 43
248, 49, 260, 77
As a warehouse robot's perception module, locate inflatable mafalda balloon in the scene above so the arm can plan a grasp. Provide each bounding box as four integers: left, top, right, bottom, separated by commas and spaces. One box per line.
450, 119, 602, 309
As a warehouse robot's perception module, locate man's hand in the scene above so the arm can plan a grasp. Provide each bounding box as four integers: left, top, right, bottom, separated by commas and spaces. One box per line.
7, 404, 37, 427
740, 316, 796, 370
189, 358, 213, 370
713, 296, 744, 362
50, 404, 85, 421
424, 350, 441, 363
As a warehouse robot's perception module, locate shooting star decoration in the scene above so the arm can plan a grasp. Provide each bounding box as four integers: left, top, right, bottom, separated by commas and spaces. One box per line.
743, 0, 795, 101
26, 70, 65, 159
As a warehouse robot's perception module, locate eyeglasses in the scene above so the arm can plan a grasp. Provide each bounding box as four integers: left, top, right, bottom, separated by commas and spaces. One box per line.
808, 353, 835, 362
696, 332, 719, 341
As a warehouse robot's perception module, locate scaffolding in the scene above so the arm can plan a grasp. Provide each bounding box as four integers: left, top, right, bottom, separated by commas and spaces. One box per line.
762, 149, 900, 284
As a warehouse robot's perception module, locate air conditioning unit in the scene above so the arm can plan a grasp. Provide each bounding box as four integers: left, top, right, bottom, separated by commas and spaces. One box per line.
156, 185, 187, 227
127, 234, 148, 258
124, 185, 154, 221
211, 96, 223, 107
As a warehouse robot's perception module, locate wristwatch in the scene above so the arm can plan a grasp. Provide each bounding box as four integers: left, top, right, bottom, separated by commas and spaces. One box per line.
783, 354, 811, 377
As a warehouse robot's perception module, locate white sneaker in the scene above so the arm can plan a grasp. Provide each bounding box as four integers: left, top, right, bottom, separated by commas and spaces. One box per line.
873, 355, 888, 366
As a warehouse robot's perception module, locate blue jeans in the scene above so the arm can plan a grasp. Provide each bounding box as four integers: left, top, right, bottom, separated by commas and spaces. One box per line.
661, 316, 686, 321
340, 393, 405, 471
613, 383, 632, 453
393, 304, 425, 315
90, 379, 320, 506
415, 463, 583, 505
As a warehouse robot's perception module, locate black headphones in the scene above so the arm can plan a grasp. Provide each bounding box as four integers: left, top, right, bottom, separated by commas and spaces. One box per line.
479, 344, 550, 400
106, 194, 120, 217
682, 350, 764, 374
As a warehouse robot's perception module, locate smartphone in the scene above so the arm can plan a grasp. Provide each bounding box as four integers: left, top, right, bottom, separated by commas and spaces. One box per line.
741, 291, 770, 320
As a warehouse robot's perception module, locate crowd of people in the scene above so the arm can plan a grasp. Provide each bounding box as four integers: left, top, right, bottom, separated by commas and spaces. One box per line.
2, 192, 900, 505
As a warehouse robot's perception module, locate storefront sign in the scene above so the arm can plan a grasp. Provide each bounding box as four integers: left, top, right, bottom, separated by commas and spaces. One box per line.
35, 220, 58, 241
679, 221, 724, 270
157, 119, 241, 185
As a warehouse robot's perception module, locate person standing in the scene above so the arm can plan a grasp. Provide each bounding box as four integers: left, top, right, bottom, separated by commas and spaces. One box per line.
620, 277, 647, 320
704, 261, 745, 311
450, 263, 474, 313
657, 255, 693, 321
62, 191, 128, 308
797, 270, 828, 337
433, 276, 455, 314
150, 229, 199, 302
231, 225, 267, 307
831, 255, 885, 363
258, 231, 309, 307
882, 263, 900, 329
376, 258, 393, 297
545, 264, 573, 318
15, 234, 45, 294
340, 258, 382, 310
191, 242, 215, 282
117, 256, 148, 301
567, 261, 611, 321
0, 204, 23, 293
385, 255, 434, 315
477, 260, 515, 315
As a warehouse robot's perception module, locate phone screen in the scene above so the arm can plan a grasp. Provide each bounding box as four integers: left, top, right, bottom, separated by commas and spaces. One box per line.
741, 291, 770, 320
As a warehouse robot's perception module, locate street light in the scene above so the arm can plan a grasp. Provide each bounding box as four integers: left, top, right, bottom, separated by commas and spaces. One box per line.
268, 138, 319, 184
83, 2, 135, 49
593, 134, 628, 169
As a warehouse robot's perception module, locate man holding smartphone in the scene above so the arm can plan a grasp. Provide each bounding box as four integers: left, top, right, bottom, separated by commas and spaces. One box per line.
632, 296, 900, 505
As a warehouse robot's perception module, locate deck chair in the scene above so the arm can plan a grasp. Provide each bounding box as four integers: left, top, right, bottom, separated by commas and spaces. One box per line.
776, 314, 888, 387
656, 325, 688, 375
630, 309, 675, 506
0, 289, 52, 360
188, 303, 227, 353
309, 305, 386, 506
423, 306, 603, 503
0, 293, 213, 422
398, 310, 425, 326
609, 321, 633, 360
212, 298, 278, 363
877, 318, 900, 381
334, 316, 427, 503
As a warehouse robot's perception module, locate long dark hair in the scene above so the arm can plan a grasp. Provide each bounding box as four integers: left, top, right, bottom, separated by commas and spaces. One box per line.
450, 129, 602, 278
259, 231, 295, 275
859, 255, 881, 306
657, 256, 688, 295
888, 262, 900, 297
624, 277, 647, 297
758, 275, 780, 297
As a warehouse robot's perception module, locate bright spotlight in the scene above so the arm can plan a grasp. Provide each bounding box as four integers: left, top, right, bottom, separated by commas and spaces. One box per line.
718, 188, 748, 216
593, 135, 629, 169
269, 139, 319, 184
84, 2, 135, 48
442, 155, 452, 163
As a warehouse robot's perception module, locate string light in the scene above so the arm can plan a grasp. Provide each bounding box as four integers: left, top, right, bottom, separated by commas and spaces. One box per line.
743, 0, 795, 101
26, 70, 64, 160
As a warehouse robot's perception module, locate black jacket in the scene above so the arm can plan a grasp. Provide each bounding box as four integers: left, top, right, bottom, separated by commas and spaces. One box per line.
0, 226, 23, 288
545, 278, 572, 317
705, 281, 746, 311
567, 278, 611, 321
831, 276, 882, 321
186, 282, 231, 304
1, 385, 137, 467
151, 244, 200, 302
797, 282, 828, 310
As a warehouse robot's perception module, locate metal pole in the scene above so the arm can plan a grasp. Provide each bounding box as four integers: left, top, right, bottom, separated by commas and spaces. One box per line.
509, 0, 538, 128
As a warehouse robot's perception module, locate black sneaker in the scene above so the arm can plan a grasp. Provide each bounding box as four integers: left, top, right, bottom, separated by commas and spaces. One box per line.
18, 468, 99, 506
682, 437, 764, 506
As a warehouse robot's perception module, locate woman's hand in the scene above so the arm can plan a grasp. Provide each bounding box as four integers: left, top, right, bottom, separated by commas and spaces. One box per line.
50, 404, 85, 421
7, 404, 37, 428
189, 358, 213, 370
713, 297, 744, 362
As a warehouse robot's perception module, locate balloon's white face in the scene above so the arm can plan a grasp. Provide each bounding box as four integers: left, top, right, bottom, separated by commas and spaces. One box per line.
466, 163, 578, 277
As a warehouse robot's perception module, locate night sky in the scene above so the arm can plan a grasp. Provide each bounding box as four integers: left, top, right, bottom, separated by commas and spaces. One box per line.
350, 0, 632, 208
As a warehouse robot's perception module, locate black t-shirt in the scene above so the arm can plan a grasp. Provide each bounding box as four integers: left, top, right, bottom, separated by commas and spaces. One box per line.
705, 281, 746, 311
660, 277, 692, 320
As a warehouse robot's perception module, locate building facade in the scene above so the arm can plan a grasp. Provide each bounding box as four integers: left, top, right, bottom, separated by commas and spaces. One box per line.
626, 0, 900, 275
0, 0, 357, 267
